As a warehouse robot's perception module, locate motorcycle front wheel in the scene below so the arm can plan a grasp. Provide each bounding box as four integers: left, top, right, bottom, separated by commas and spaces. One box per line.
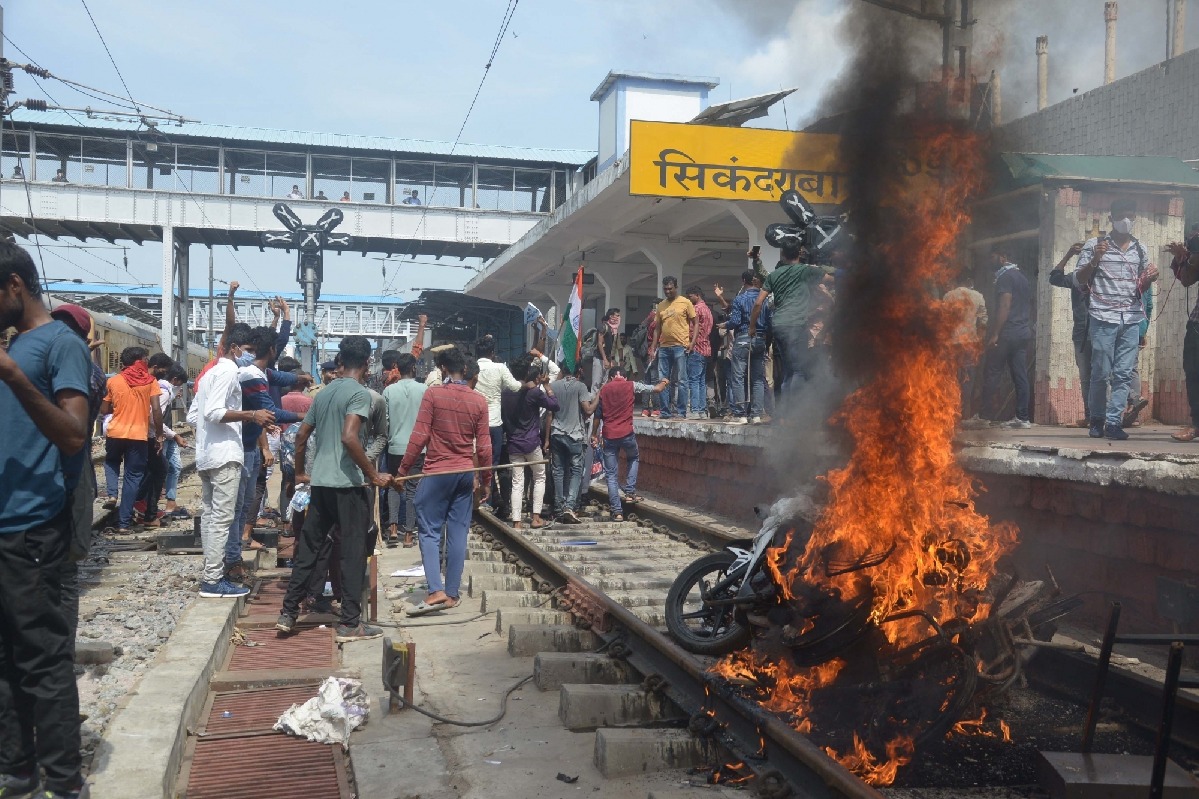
665, 551, 752, 656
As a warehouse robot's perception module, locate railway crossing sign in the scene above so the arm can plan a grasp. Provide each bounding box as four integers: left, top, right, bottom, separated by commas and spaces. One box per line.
259, 203, 355, 303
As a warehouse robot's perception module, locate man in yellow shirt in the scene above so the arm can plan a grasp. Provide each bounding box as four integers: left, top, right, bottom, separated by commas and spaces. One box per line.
647, 276, 697, 420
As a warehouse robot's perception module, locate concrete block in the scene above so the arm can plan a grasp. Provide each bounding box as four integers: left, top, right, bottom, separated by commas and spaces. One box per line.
468, 573, 535, 596
507, 624, 597, 657
594, 728, 714, 778
469, 562, 522, 575
468, 550, 508, 562
480, 590, 549, 613
534, 652, 634, 691
494, 608, 573, 634
1037, 751, 1199, 798
560, 683, 666, 731
74, 640, 116, 665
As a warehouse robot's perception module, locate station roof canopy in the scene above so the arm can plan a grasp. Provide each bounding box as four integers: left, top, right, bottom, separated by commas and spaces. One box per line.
996, 153, 1199, 189
10, 109, 595, 168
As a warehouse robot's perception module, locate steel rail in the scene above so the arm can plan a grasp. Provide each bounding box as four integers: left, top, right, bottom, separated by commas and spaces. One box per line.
473, 507, 884, 799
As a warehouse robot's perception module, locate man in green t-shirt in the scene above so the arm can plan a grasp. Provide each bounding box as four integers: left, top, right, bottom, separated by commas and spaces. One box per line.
750, 242, 834, 392
277, 336, 391, 643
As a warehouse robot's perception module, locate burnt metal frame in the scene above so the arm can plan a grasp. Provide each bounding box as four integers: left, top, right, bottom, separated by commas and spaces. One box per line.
1082, 602, 1199, 799
473, 507, 884, 799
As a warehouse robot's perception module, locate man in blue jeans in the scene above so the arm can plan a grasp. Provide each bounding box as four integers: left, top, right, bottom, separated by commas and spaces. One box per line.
1074, 198, 1158, 440
685, 285, 714, 419
724, 269, 772, 424
396, 347, 492, 615
647, 276, 697, 420
547, 363, 597, 523
591, 367, 668, 520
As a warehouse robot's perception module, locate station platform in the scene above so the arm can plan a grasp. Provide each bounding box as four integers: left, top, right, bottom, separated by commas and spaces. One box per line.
628, 417, 1199, 635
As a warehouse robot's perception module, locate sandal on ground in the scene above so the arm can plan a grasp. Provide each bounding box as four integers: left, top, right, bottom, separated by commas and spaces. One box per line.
241, 538, 266, 551
403, 533, 416, 548
406, 599, 448, 616
621, 493, 644, 504
612, 514, 624, 522
1171, 427, 1198, 442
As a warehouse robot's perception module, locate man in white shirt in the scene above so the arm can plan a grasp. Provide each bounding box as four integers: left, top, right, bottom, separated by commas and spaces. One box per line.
474, 335, 521, 512
187, 328, 272, 598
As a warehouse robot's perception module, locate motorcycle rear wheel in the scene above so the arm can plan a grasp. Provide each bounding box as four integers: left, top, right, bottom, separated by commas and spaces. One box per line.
665, 551, 752, 656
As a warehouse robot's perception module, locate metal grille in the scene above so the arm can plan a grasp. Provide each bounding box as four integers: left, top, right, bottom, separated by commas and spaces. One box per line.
185, 735, 345, 798
226, 627, 336, 671
205, 686, 319, 735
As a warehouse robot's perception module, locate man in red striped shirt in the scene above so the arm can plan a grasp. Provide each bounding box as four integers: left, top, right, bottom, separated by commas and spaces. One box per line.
397, 347, 492, 615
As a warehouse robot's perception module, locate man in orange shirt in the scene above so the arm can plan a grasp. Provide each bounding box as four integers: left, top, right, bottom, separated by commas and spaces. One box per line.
99, 347, 163, 531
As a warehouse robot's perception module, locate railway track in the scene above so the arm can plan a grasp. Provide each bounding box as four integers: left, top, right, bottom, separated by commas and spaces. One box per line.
471, 497, 1199, 798
472, 501, 885, 799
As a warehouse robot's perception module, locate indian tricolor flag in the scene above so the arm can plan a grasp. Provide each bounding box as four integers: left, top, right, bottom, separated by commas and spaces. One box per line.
560, 266, 584, 372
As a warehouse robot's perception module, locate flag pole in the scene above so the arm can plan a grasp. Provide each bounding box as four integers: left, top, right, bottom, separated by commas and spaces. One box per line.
574, 266, 584, 369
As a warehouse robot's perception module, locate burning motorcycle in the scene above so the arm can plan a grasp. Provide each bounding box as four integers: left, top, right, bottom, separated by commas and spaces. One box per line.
665, 494, 1083, 752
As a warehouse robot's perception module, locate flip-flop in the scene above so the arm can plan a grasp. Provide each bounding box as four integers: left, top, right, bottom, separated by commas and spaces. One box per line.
406, 600, 448, 617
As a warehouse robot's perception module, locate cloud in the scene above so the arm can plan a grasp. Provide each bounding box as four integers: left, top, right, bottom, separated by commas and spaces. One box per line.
728, 0, 850, 125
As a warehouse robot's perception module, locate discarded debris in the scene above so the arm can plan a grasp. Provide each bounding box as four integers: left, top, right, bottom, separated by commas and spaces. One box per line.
556, 773, 579, 783
274, 676, 370, 748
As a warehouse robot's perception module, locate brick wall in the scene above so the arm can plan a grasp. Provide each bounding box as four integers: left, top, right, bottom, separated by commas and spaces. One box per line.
1000, 48, 1199, 159
974, 473, 1199, 633
634, 431, 1199, 634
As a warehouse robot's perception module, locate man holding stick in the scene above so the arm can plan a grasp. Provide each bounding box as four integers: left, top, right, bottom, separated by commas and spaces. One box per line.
276, 336, 389, 642
397, 347, 492, 616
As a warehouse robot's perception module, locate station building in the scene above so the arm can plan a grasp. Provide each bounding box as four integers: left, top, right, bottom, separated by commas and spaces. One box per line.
465, 69, 1199, 429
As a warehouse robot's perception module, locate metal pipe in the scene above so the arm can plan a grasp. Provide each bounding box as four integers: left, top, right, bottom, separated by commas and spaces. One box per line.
990, 69, 1001, 125
1104, 2, 1118, 85
207, 248, 214, 349
1083, 601, 1121, 752
1036, 36, 1049, 110
1150, 642, 1185, 799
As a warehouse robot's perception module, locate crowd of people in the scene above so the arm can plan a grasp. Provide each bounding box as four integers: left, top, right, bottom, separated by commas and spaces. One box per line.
953, 198, 1199, 441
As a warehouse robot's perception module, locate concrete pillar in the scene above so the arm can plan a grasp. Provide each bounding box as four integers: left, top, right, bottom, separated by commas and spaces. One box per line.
639, 242, 698, 294
161, 225, 175, 357
1036, 36, 1049, 111
1172, 0, 1187, 58
175, 243, 190, 362
592, 268, 634, 327
1104, 2, 1117, 85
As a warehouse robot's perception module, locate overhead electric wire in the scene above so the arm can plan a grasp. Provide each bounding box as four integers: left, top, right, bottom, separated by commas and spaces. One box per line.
78, 0, 140, 113
381, 0, 520, 296
2, 120, 50, 289
60, 17, 264, 294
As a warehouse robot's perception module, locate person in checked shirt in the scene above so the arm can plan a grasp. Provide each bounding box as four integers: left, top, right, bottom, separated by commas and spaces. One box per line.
1074, 198, 1158, 441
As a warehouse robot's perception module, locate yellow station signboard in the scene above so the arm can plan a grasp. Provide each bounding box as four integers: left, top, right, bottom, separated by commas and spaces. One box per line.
629, 120, 846, 205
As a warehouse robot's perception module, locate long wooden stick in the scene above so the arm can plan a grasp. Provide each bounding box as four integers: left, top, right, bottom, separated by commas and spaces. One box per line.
392, 459, 549, 483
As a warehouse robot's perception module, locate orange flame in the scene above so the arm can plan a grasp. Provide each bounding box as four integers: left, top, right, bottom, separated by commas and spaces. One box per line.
950, 707, 1014, 742
711, 122, 1019, 785
825, 734, 915, 787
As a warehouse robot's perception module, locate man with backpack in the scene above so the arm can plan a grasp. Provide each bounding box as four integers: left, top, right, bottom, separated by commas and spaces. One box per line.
1074, 198, 1158, 441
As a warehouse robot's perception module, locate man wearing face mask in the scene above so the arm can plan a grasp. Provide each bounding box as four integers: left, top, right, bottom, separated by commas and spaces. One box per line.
1074, 198, 1158, 441
187, 325, 273, 598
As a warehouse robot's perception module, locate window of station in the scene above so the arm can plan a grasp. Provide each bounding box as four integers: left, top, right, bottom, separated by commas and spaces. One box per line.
34, 133, 88, 184
132, 139, 176, 190
1, 131, 29, 181
224, 149, 267, 197
516, 168, 553, 212
475, 166, 517, 211
396, 161, 471, 209
171, 145, 221, 194
265, 152, 306, 199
